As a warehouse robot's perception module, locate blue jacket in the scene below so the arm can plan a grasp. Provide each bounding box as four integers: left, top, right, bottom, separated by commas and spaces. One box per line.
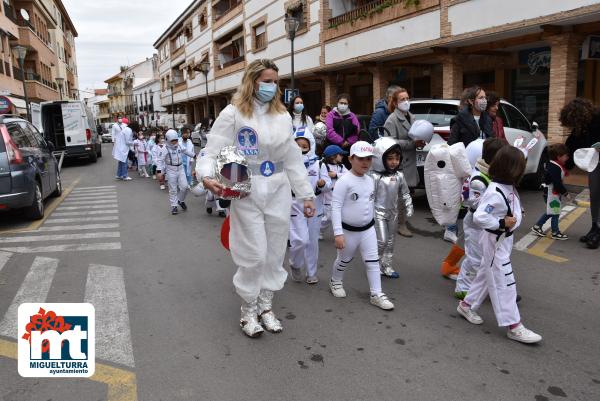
368, 99, 390, 139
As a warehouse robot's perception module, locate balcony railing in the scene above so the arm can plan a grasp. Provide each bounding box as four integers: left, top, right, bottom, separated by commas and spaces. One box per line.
329, 0, 401, 27
213, 0, 241, 21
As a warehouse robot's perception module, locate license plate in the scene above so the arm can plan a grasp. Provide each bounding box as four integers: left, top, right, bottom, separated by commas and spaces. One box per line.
416, 151, 427, 167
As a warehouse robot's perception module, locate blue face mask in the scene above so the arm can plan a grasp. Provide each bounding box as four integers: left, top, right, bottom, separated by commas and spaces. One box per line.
256, 82, 277, 103
294, 103, 304, 113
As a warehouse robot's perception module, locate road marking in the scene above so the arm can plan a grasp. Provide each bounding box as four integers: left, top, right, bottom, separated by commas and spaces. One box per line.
0, 257, 59, 338
67, 192, 117, 198
56, 204, 118, 211
33, 223, 120, 232
61, 200, 118, 206
65, 195, 118, 201
73, 185, 117, 191
0, 339, 138, 401
51, 210, 119, 217
85, 264, 135, 368
0, 242, 122, 253
0, 251, 11, 274
0, 232, 120, 243
527, 207, 588, 263
514, 205, 576, 251
46, 216, 119, 224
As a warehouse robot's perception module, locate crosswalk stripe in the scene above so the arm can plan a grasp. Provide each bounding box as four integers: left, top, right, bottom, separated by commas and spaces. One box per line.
85, 264, 135, 367
0, 243, 122, 253
45, 216, 119, 224
0, 251, 11, 274
51, 210, 119, 217
61, 200, 117, 206
56, 204, 118, 211
67, 191, 117, 197
0, 232, 120, 243
33, 223, 120, 232
73, 185, 116, 191
0, 257, 59, 338
514, 205, 576, 251
65, 195, 117, 201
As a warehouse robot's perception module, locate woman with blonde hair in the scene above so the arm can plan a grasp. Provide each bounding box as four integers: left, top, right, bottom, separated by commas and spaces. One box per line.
197, 59, 316, 338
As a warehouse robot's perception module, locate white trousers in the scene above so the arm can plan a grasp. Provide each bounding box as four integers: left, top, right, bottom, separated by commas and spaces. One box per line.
230, 174, 292, 303
321, 203, 332, 231
289, 200, 321, 278
331, 227, 382, 295
205, 191, 225, 212
464, 232, 520, 327
166, 166, 189, 207
455, 212, 482, 293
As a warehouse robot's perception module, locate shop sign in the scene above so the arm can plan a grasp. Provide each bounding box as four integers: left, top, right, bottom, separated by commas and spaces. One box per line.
0, 96, 12, 114
519, 47, 551, 76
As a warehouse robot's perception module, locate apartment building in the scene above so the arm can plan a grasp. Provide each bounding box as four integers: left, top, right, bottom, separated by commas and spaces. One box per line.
153, 0, 600, 143
0, 0, 78, 116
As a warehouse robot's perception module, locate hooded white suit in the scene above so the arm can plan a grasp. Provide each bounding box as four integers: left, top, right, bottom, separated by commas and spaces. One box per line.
196, 101, 314, 303
111, 123, 132, 163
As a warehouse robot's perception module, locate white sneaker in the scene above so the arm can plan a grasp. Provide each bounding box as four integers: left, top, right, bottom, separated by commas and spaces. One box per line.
152, 175, 157, 180
123, 177, 132, 181
507, 323, 542, 344
370, 293, 394, 310
444, 228, 458, 244
318, 232, 324, 241
329, 279, 346, 298
160, 184, 165, 190
457, 302, 483, 325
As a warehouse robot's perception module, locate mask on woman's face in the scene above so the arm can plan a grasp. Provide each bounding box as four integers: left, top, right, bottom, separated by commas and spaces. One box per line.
397, 100, 410, 113
294, 103, 304, 113
118, 118, 123, 124
256, 82, 277, 103
337, 104, 348, 114
138, 136, 143, 140
476, 98, 487, 112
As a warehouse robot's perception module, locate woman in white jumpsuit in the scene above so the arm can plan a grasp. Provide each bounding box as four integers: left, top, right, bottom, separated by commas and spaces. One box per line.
197, 59, 316, 338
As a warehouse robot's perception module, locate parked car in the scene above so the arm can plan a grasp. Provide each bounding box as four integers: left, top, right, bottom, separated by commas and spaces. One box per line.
191, 123, 208, 147
101, 132, 113, 143
407, 99, 547, 189
0, 115, 62, 219
39, 100, 102, 163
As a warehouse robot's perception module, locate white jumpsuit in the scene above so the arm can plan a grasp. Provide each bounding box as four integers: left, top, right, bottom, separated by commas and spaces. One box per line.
464, 182, 522, 327
455, 169, 491, 293
289, 156, 331, 278
331, 172, 384, 296
196, 102, 314, 303
161, 144, 195, 207
179, 138, 195, 184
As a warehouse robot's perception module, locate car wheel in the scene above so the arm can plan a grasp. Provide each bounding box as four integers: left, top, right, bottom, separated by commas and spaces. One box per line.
522, 151, 548, 190
89, 149, 98, 163
50, 170, 62, 197
24, 181, 44, 220
97, 144, 103, 158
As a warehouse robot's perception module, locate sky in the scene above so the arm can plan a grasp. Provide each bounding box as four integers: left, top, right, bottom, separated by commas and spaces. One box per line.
62, 0, 193, 95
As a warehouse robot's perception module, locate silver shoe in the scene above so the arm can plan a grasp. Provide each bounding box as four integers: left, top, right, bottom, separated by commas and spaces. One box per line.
257, 290, 283, 333
240, 299, 264, 338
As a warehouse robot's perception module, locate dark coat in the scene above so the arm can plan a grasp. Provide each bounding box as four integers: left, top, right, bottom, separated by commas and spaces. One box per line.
368, 99, 390, 138
448, 107, 493, 146
565, 113, 600, 170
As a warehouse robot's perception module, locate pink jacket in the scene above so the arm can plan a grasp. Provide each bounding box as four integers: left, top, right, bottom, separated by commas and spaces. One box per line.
325, 109, 360, 147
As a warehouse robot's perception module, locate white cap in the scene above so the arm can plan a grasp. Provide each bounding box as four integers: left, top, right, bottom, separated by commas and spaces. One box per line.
165, 129, 178, 142
408, 119, 434, 142
349, 141, 374, 157
574, 148, 599, 173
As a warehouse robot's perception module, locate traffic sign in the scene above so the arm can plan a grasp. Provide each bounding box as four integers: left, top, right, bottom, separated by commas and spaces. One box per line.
284, 89, 299, 104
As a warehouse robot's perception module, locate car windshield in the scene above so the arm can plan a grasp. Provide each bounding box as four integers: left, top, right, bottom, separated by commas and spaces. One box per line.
411, 103, 459, 127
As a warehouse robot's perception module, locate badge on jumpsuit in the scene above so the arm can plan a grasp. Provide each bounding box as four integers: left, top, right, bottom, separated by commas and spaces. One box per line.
237, 126, 259, 156
216, 146, 252, 199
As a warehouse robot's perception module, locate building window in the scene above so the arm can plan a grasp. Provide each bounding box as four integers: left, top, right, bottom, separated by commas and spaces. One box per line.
252, 20, 267, 51
215, 27, 244, 70
286, 0, 307, 32
213, 0, 241, 22
199, 9, 208, 30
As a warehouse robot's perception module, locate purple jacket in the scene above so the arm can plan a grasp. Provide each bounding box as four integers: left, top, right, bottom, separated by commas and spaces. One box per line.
325, 109, 360, 147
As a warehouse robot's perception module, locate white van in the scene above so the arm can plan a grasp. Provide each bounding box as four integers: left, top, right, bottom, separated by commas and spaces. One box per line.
40, 100, 102, 162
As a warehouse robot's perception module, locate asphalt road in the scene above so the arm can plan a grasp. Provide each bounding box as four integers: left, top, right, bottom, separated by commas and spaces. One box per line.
0, 143, 599, 401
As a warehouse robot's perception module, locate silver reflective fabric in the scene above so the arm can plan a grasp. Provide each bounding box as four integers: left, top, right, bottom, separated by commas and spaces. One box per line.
216, 146, 252, 199
240, 299, 264, 338
257, 289, 282, 333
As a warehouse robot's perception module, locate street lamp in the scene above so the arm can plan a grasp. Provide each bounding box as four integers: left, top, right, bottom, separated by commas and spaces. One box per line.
12, 45, 30, 122
284, 15, 300, 98
196, 60, 210, 120
55, 77, 64, 100
168, 79, 176, 129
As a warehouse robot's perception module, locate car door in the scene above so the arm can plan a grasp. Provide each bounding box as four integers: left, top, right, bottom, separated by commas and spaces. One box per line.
17, 121, 50, 196
30, 121, 57, 190
499, 103, 545, 175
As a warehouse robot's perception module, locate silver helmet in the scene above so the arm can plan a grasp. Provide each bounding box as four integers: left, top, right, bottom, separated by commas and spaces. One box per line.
372, 136, 401, 173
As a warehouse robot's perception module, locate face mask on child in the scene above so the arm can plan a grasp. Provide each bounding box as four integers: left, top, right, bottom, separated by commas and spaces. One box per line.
337, 104, 349, 114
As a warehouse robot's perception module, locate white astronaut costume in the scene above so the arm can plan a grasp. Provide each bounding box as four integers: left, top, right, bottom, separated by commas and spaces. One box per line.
320, 162, 348, 233
179, 137, 195, 184
162, 130, 195, 210
464, 182, 521, 327
197, 149, 227, 216
370, 137, 414, 278
455, 163, 491, 294
289, 128, 331, 281
196, 101, 314, 337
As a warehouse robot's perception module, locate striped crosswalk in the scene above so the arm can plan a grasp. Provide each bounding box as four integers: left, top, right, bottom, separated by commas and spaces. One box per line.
0, 252, 135, 367
0, 185, 122, 254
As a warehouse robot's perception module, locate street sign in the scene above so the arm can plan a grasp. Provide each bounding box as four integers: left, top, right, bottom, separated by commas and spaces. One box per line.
284, 89, 299, 104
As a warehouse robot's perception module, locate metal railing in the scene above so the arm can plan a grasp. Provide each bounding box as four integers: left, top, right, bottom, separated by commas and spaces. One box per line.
328, 0, 401, 27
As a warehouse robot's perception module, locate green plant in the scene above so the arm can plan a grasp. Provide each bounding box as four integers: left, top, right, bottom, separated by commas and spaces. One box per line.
403, 0, 420, 8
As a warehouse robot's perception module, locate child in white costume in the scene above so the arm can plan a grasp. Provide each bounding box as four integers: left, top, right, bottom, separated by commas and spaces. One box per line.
289, 128, 331, 284
329, 141, 395, 310
133, 133, 150, 177
370, 137, 413, 279
319, 145, 348, 238
152, 134, 167, 190
457, 146, 542, 344
159, 130, 195, 215
454, 138, 506, 299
